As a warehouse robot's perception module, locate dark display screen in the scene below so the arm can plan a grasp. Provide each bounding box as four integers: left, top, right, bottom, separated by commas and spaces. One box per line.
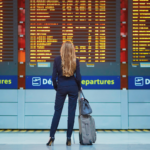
27, 0, 119, 63
131, 0, 150, 62
0, 0, 18, 89
0, 0, 15, 62
128, 0, 150, 89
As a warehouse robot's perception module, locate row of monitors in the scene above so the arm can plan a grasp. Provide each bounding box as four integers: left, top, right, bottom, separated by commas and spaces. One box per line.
0, 0, 150, 89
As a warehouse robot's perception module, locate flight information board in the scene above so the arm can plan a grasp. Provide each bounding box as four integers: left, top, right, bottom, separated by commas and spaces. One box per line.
0, 0, 18, 64
130, 0, 150, 63
25, 0, 120, 89
128, 0, 150, 89
27, 0, 120, 63
0, 0, 18, 89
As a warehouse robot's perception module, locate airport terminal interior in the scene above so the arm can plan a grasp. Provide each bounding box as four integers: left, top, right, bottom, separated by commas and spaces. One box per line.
0, 0, 150, 150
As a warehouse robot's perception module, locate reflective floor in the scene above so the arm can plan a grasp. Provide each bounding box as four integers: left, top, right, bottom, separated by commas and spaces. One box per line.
0, 131, 150, 150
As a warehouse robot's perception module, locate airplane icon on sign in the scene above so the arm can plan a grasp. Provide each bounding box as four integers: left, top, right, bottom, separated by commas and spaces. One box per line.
32, 77, 41, 86
135, 77, 144, 86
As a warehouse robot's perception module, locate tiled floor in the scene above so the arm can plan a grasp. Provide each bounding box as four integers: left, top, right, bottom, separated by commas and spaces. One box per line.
0, 131, 150, 150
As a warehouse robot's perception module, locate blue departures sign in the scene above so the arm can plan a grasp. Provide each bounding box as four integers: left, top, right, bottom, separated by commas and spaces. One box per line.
128, 76, 150, 89
81, 76, 120, 89
26, 76, 120, 89
0, 76, 18, 89
26, 76, 54, 89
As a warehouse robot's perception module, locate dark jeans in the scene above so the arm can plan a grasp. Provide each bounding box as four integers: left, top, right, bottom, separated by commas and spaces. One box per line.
50, 85, 78, 138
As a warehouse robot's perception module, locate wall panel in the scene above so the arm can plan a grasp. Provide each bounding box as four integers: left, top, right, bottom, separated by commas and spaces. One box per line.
0, 90, 149, 129
25, 116, 121, 129
129, 117, 150, 129
25, 103, 120, 116
129, 103, 150, 116
25, 90, 121, 103
0, 116, 17, 129
25, 90, 56, 102
94, 116, 121, 129
129, 90, 150, 102
0, 90, 18, 102
128, 90, 150, 129
25, 116, 76, 129
0, 103, 17, 115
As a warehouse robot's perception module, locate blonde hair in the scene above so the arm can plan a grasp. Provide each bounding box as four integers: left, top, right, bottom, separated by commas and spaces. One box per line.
60, 41, 76, 77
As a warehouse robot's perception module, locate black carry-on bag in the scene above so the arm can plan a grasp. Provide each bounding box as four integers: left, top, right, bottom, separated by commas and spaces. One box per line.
78, 91, 96, 145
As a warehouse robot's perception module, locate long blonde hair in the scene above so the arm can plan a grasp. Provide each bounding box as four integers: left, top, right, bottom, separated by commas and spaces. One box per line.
60, 41, 76, 77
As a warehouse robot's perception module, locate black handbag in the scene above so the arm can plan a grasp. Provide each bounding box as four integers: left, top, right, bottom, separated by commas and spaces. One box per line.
79, 91, 92, 115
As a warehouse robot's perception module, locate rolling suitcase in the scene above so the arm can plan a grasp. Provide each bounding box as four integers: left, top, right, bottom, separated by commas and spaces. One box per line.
78, 91, 96, 145
78, 115, 96, 145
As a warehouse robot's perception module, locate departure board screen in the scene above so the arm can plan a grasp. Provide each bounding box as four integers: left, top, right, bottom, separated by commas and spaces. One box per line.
128, 0, 150, 89
0, 0, 18, 63
0, 0, 18, 76
27, 0, 119, 63
131, 0, 150, 62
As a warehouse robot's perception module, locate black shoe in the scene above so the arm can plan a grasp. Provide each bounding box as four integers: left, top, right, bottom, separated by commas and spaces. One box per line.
46, 137, 55, 146
66, 137, 71, 146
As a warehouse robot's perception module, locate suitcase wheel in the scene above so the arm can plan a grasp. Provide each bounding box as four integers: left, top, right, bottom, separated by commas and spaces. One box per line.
89, 140, 93, 145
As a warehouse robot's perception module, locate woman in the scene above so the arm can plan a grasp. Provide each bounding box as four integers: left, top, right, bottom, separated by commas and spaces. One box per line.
47, 41, 81, 146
